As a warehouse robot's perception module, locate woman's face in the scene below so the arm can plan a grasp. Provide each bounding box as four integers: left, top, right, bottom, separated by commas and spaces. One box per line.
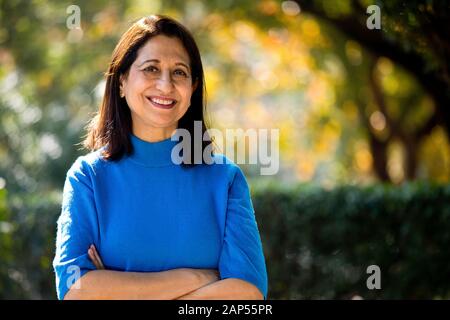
120, 35, 197, 136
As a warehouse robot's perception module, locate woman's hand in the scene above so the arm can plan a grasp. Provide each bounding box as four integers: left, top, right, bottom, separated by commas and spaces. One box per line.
88, 244, 105, 270
195, 269, 220, 285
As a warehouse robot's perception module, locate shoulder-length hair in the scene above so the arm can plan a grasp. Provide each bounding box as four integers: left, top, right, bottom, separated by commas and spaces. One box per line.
83, 14, 212, 166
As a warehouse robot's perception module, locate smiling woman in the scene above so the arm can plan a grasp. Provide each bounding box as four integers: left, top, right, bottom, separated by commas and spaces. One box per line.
120, 35, 196, 140
52, 15, 268, 300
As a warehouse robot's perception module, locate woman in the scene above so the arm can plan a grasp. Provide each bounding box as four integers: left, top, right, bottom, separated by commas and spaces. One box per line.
53, 15, 268, 300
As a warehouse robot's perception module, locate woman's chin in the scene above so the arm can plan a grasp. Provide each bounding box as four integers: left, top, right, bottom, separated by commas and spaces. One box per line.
143, 117, 179, 129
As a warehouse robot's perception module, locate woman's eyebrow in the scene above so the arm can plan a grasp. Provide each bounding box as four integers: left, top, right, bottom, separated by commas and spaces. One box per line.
138, 59, 190, 71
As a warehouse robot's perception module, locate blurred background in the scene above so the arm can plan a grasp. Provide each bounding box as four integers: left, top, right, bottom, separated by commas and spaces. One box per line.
0, 0, 449, 299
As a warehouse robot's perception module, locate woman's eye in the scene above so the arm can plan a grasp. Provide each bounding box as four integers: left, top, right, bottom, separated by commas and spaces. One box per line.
143, 66, 158, 72
174, 69, 187, 77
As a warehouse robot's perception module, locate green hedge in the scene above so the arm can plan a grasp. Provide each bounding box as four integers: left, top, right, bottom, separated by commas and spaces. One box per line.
0, 189, 60, 299
252, 183, 450, 299
1, 183, 450, 299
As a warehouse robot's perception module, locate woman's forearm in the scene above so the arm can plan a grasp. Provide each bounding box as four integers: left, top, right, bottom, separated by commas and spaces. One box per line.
177, 278, 264, 300
64, 268, 217, 300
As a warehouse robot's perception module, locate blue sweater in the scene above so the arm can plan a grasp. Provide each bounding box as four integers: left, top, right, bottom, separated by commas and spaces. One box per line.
53, 133, 268, 300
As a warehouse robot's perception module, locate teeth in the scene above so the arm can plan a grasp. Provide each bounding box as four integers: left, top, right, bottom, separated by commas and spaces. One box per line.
150, 97, 175, 105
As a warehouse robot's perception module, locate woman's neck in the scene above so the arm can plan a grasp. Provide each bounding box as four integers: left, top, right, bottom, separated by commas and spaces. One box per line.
132, 123, 178, 143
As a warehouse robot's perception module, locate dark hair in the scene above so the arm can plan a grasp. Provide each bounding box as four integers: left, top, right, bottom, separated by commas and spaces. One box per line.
83, 15, 212, 165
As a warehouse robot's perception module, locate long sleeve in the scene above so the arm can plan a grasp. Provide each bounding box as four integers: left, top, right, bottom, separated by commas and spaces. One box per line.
218, 166, 268, 299
52, 156, 99, 300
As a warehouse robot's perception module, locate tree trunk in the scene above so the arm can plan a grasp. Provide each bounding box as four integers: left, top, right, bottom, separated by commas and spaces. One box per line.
368, 135, 390, 182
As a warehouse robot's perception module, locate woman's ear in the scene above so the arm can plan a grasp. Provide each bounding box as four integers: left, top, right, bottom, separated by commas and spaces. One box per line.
119, 74, 126, 98
192, 78, 198, 93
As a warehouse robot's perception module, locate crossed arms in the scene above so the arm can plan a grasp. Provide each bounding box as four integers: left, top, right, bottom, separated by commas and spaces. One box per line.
63, 245, 263, 300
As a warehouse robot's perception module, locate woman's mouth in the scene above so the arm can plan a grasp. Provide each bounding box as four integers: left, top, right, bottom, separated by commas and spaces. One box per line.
146, 96, 177, 109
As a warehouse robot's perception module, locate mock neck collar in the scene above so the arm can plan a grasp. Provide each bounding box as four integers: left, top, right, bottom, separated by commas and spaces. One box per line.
128, 133, 179, 167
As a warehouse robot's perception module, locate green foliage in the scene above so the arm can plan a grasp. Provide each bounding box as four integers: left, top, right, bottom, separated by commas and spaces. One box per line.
0, 190, 61, 299
252, 182, 450, 299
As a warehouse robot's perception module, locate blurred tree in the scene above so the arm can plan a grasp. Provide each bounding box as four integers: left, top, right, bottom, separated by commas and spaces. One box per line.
192, 0, 449, 182
296, 0, 450, 136
295, 0, 450, 181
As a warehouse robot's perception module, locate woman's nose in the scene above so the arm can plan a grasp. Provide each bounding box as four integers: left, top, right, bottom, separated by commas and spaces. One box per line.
155, 71, 174, 93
